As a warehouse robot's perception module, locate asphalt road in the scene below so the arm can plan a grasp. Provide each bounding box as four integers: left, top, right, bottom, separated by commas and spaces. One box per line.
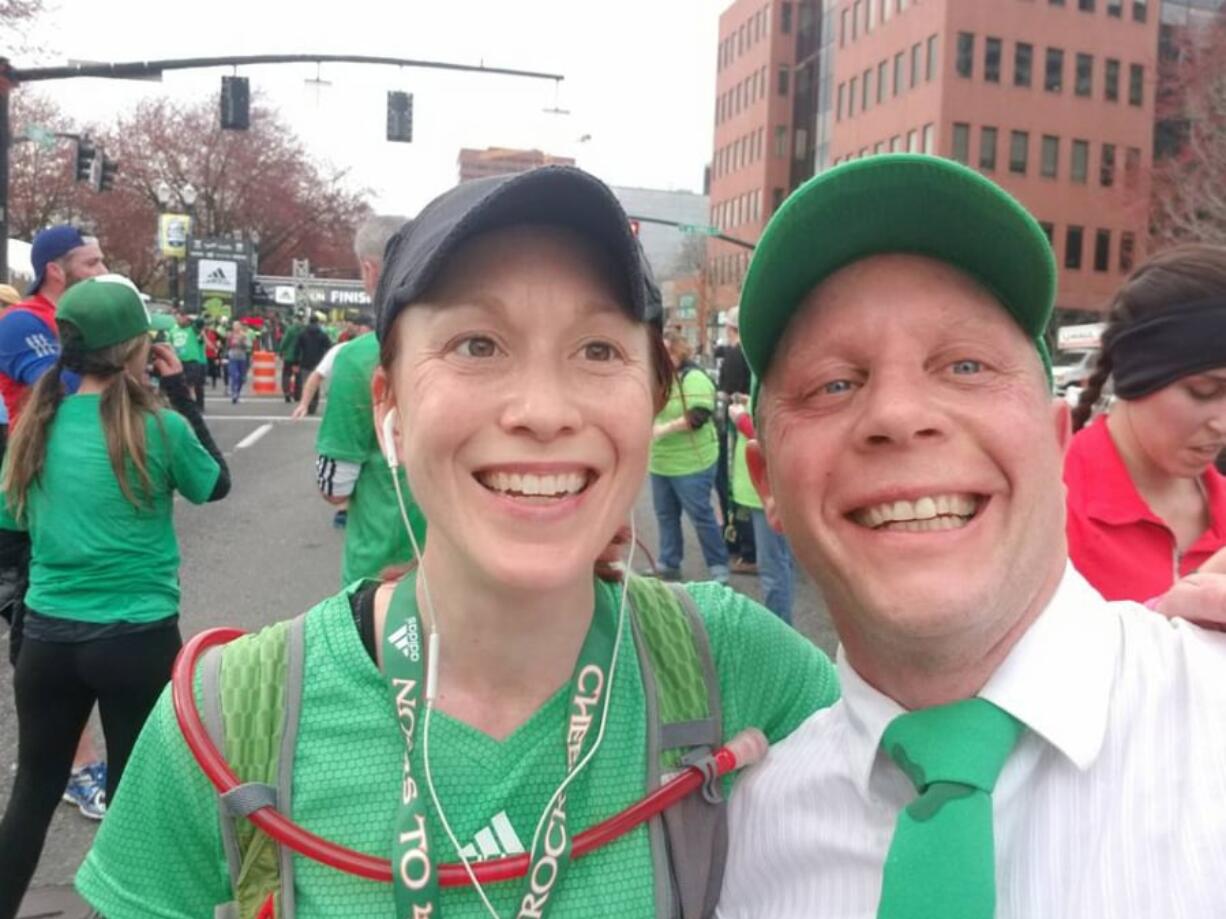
0, 383, 836, 914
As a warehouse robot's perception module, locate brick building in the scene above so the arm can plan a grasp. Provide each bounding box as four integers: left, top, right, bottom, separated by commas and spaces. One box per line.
456, 147, 575, 184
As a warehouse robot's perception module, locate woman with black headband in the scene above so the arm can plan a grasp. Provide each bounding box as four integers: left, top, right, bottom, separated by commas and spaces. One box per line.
1064, 244, 1226, 606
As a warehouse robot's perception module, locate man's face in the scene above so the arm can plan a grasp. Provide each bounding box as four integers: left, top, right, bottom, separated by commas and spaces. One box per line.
751, 254, 1068, 661
54, 242, 107, 291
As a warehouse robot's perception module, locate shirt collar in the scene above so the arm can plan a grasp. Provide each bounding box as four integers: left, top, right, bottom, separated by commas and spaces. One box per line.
1074, 418, 1163, 527
838, 563, 1120, 798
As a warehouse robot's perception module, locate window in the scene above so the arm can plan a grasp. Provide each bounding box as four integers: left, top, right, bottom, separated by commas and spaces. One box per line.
1079, 0, 1095, 11
1129, 64, 1144, 106
1015, 43, 1033, 87
1107, 0, 1122, 16
922, 123, 935, 155
772, 187, 785, 213
849, 76, 858, 116
1133, 0, 1147, 23
1105, 58, 1120, 101
840, 7, 849, 46
952, 122, 971, 164
894, 52, 905, 95
781, 1, 793, 33
1046, 48, 1064, 92
1076, 53, 1093, 97
907, 129, 918, 152
956, 32, 975, 78
862, 69, 872, 110
1125, 146, 1141, 187
1071, 139, 1089, 183
778, 65, 790, 96
774, 125, 789, 157
1041, 135, 1060, 178
927, 34, 938, 81
1010, 130, 1029, 174
1039, 222, 1055, 246
1065, 225, 1084, 270
890, 135, 902, 152
1100, 143, 1116, 186
837, 82, 845, 120
852, 0, 860, 38
1094, 229, 1111, 272
878, 61, 888, 103
985, 37, 1002, 83
1050, 0, 1065, 5
980, 126, 998, 170
911, 42, 922, 87
1120, 231, 1136, 271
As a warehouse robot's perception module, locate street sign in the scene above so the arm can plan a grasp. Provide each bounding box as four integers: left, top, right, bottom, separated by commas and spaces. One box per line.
1057, 322, 1105, 351
23, 124, 56, 150
678, 223, 719, 236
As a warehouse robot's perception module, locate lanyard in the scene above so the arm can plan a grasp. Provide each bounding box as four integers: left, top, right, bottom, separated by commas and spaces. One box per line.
382, 574, 618, 918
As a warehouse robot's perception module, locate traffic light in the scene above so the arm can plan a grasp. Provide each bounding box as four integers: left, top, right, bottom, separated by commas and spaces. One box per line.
387, 91, 413, 143
99, 156, 119, 192
75, 136, 97, 183
221, 76, 250, 130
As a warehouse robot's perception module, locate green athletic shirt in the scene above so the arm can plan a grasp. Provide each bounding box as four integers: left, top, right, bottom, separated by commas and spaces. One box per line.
278, 323, 303, 362
76, 579, 838, 917
168, 325, 206, 364
315, 332, 425, 584
650, 366, 719, 478
0, 394, 220, 623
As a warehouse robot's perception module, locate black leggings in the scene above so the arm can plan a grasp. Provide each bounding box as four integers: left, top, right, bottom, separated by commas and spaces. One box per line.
0, 625, 181, 919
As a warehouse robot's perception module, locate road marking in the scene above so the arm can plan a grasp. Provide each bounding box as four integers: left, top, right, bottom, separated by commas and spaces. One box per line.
205, 415, 318, 422
236, 424, 273, 450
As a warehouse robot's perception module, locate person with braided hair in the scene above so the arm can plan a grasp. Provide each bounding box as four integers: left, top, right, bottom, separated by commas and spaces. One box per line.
1063, 244, 1226, 611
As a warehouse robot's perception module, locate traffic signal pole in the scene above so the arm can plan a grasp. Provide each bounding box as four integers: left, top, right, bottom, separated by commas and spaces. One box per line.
0, 53, 564, 280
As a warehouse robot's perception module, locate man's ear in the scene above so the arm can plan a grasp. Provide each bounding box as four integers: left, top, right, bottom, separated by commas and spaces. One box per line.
1051, 397, 1072, 455
746, 438, 784, 532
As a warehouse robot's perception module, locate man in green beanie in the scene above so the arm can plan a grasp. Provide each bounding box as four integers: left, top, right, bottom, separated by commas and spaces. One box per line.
717, 155, 1226, 918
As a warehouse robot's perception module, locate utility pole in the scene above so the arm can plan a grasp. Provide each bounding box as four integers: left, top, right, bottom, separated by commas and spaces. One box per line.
0, 53, 564, 281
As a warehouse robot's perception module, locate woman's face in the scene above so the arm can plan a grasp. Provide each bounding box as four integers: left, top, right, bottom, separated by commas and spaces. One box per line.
1121, 369, 1226, 478
380, 226, 656, 593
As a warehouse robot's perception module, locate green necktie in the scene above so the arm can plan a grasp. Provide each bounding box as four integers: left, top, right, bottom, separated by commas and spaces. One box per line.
877, 698, 1023, 919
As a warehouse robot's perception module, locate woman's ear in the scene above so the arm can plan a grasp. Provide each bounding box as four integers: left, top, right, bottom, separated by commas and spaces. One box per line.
371, 365, 398, 465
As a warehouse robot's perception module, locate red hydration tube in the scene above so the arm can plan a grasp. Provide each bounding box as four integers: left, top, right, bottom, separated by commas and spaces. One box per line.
172, 627, 769, 888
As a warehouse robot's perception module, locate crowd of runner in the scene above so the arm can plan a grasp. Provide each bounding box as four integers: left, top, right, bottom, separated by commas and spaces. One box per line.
0, 155, 1223, 918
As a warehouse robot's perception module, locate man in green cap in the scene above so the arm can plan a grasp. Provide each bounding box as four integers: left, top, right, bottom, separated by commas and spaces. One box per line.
716, 155, 1226, 917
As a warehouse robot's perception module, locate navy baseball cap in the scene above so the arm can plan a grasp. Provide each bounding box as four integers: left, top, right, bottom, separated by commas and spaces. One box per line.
27, 225, 89, 296
376, 166, 661, 342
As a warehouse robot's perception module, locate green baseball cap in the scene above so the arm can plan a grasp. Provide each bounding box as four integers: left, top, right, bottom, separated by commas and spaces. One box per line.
56, 274, 152, 351
740, 154, 1056, 396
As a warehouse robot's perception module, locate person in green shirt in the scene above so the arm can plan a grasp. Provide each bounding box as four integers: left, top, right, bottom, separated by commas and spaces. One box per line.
168, 308, 207, 411
75, 168, 839, 919
0, 275, 229, 919
278, 314, 304, 403
649, 331, 731, 583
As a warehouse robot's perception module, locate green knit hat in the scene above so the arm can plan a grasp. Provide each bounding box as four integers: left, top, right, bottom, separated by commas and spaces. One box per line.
741, 155, 1056, 405
56, 274, 152, 351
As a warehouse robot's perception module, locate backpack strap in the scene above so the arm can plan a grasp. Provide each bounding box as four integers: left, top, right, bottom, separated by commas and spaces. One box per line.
626, 577, 726, 919
201, 614, 307, 919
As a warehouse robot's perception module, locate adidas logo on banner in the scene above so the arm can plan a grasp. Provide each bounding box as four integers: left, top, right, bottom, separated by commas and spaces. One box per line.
458, 811, 525, 862
205, 266, 231, 285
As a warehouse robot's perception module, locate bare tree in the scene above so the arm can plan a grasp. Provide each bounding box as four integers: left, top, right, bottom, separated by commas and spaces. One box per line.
1150, 12, 1226, 248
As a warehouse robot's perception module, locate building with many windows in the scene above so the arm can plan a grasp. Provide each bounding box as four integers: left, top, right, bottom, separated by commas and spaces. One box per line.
710, 0, 1194, 319
456, 147, 575, 184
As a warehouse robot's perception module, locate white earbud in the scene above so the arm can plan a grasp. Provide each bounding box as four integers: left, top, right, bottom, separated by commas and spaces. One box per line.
382, 409, 399, 468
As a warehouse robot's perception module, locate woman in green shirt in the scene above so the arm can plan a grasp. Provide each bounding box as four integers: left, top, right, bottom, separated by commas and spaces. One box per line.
76, 170, 837, 919
0, 275, 229, 919
649, 333, 731, 583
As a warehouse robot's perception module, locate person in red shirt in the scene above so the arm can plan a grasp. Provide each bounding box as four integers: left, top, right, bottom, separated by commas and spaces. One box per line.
1065, 244, 1226, 607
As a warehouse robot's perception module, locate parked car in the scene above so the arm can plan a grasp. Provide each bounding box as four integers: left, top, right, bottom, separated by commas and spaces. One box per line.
1052, 348, 1098, 393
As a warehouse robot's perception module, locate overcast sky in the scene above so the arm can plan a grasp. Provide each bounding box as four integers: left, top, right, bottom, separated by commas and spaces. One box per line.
20, 0, 728, 216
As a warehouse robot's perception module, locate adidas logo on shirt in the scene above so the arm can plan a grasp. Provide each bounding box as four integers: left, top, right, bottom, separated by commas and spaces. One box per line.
459, 811, 525, 862
387, 620, 421, 661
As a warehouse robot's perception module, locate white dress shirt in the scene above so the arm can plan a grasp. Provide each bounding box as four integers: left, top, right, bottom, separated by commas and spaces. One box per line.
719, 565, 1226, 918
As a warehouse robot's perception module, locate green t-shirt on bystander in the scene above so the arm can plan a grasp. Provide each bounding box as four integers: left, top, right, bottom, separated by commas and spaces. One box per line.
168, 325, 206, 364
315, 332, 426, 584
0, 394, 220, 623
650, 365, 719, 477
76, 579, 839, 918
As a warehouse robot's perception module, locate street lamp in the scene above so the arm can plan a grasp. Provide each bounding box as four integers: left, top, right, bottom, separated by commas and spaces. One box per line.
154, 181, 197, 309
